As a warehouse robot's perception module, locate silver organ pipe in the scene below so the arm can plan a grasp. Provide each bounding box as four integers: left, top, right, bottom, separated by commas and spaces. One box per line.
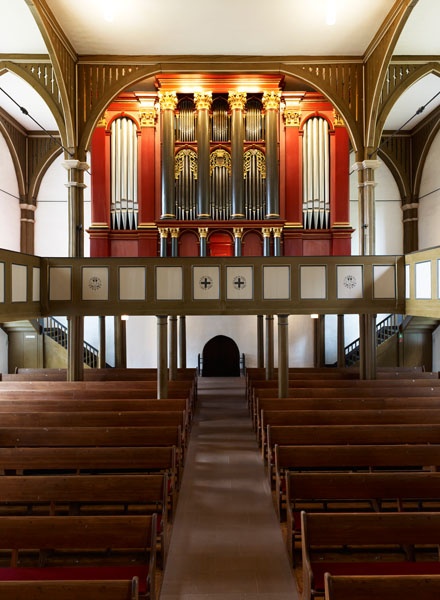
303, 116, 330, 229
110, 117, 138, 230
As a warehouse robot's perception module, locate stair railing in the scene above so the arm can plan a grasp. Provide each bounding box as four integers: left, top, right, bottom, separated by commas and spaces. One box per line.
40, 317, 100, 369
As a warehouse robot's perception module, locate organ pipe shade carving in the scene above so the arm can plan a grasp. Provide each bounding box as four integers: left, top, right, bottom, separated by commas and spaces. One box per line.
245, 98, 264, 142
210, 149, 232, 220
211, 97, 230, 142
111, 116, 138, 230
243, 149, 266, 220
175, 149, 198, 220
175, 98, 196, 142
302, 116, 330, 229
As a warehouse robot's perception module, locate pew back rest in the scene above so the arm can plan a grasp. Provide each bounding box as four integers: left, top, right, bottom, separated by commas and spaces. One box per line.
324, 573, 440, 600
0, 579, 140, 600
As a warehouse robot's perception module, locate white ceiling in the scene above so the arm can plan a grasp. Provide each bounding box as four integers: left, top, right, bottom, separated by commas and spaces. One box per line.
0, 0, 439, 134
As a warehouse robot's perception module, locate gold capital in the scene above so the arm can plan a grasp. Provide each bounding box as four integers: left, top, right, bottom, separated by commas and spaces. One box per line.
170, 228, 180, 238
233, 228, 243, 239
139, 108, 157, 127
158, 91, 178, 112
194, 92, 212, 111
198, 227, 208, 239
158, 227, 169, 238
262, 227, 272, 238
283, 108, 301, 127
272, 227, 283, 238
228, 91, 247, 111
262, 91, 281, 111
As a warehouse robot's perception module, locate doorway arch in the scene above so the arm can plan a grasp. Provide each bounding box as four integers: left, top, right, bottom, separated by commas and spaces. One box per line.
202, 335, 240, 377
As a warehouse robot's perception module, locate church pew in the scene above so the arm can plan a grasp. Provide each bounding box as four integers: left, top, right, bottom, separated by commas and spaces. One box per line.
254, 395, 440, 433
0, 578, 140, 600
0, 474, 169, 564
0, 446, 178, 514
13, 366, 197, 382
260, 408, 440, 452
286, 471, 440, 561
266, 424, 440, 474
324, 573, 440, 600
0, 515, 157, 600
301, 512, 440, 600
0, 411, 189, 451
0, 397, 189, 413
274, 444, 440, 519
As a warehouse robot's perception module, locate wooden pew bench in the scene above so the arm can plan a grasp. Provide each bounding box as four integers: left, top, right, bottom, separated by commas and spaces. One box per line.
0, 397, 189, 413
260, 408, 440, 452
254, 396, 440, 432
0, 474, 169, 565
0, 515, 157, 600
274, 444, 440, 512
324, 573, 440, 600
0, 446, 178, 518
301, 511, 440, 600
287, 471, 440, 563
0, 411, 189, 452
0, 578, 140, 600
266, 423, 440, 471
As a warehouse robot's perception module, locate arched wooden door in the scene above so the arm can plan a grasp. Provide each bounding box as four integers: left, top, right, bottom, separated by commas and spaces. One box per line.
202, 335, 240, 376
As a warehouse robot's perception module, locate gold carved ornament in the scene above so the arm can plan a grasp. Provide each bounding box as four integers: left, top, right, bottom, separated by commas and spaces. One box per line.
194, 92, 212, 111
158, 91, 178, 111
175, 149, 198, 180
283, 109, 301, 127
210, 149, 232, 176
228, 91, 247, 111
243, 149, 266, 180
139, 108, 157, 127
262, 90, 281, 111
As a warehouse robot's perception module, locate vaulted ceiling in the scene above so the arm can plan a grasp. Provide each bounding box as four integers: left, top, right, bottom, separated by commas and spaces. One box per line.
0, 0, 439, 137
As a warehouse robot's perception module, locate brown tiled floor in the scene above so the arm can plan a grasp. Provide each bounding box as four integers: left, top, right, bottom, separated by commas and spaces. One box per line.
159, 377, 299, 600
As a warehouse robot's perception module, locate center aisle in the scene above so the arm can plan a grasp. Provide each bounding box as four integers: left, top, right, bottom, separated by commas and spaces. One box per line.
160, 376, 299, 600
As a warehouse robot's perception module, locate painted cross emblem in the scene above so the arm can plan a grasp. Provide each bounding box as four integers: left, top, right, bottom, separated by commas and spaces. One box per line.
233, 275, 246, 290
199, 275, 213, 290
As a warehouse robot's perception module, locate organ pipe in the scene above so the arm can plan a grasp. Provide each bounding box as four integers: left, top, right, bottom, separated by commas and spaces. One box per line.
302, 116, 330, 230
110, 117, 138, 230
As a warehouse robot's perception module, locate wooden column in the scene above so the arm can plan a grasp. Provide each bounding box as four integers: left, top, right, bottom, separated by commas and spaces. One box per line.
352, 158, 380, 256
199, 228, 208, 257
19, 198, 35, 254
282, 101, 302, 226
157, 315, 168, 398
89, 117, 110, 256
179, 316, 187, 369
169, 316, 178, 381
359, 313, 377, 380
195, 92, 212, 219
234, 228, 243, 257
159, 92, 177, 219
402, 200, 419, 253
337, 314, 345, 368
265, 315, 274, 380
98, 315, 106, 368
228, 91, 246, 218
114, 315, 127, 369
257, 315, 264, 368
278, 314, 289, 398
313, 314, 325, 368
63, 158, 89, 381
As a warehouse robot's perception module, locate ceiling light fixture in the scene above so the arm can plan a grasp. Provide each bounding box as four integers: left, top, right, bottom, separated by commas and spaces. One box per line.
326, 0, 336, 25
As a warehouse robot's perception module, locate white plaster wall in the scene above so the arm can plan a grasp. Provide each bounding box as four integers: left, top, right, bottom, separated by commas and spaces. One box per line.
0, 132, 21, 251
418, 129, 440, 250
122, 314, 315, 369
35, 155, 91, 257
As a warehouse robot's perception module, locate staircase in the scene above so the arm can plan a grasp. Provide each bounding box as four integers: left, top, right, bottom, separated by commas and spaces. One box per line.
344, 314, 403, 367
41, 317, 100, 368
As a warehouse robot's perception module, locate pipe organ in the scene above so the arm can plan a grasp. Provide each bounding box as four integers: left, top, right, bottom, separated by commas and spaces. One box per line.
88, 75, 352, 258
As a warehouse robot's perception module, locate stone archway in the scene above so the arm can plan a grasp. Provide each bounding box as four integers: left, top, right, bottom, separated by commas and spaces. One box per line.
202, 335, 240, 377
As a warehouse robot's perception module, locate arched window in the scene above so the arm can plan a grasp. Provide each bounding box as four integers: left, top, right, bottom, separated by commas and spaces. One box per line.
110, 116, 138, 230
302, 116, 330, 229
